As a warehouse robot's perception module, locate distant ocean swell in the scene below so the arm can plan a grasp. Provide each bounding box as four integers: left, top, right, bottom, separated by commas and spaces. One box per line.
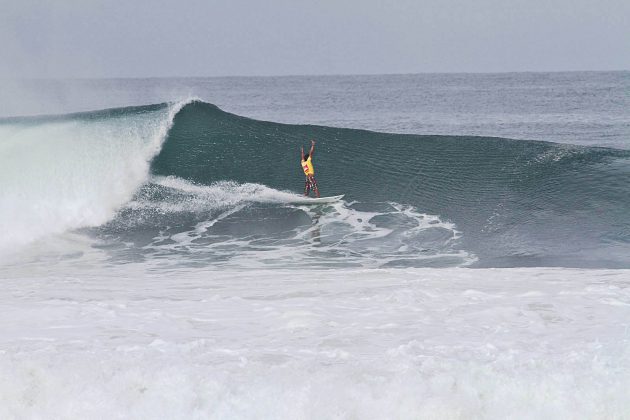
2, 100, 630, 268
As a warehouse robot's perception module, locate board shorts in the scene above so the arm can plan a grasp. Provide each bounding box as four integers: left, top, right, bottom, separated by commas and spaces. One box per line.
304, 176, 318, 193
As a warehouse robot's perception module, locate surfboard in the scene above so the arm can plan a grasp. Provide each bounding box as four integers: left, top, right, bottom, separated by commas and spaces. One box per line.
288, 194, 345, 205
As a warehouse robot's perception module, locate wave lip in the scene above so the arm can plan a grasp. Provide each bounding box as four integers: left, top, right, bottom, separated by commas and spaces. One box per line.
0, 99, 194, 259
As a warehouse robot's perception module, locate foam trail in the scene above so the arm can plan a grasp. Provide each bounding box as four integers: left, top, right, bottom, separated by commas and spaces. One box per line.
0, 100, 192, 259
96, 176, 473, 269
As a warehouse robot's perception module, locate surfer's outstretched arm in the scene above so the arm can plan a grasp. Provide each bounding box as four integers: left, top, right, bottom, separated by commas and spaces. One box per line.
301, 146, 305, 161
309, 139, 315, 157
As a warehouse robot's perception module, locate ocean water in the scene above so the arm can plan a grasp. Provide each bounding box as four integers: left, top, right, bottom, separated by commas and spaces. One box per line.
1, 72, 630, 418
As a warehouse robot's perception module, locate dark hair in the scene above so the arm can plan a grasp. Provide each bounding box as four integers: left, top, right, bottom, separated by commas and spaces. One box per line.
304, 153, 309, 160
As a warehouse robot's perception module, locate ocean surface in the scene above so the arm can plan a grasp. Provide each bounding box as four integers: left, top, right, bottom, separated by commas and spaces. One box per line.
1, 72, 630, 418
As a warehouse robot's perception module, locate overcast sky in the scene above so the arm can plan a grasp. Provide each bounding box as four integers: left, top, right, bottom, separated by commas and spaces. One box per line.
1, 0, 629, 78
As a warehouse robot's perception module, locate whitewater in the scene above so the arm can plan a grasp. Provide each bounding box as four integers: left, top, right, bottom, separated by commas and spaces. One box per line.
2, 72, 630, 419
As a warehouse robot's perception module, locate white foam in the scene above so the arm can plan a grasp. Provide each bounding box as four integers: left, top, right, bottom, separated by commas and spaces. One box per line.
0, 100, 192, 260
1, 267, 629, 418
118, 177, 474, 269
130, 176, 304, 213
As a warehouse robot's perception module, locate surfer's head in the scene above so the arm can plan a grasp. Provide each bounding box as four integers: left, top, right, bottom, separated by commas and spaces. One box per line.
304, 154, 309, 160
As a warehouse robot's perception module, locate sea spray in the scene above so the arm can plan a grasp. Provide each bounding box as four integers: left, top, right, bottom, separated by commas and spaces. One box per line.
0, 100, 191, 258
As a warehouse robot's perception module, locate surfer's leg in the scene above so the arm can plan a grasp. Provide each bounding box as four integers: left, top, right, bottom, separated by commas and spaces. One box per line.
312, 178, 320, 198
304, 179, 310, 196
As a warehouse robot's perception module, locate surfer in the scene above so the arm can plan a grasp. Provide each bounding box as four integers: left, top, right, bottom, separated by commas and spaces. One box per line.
301, 140, 320, 197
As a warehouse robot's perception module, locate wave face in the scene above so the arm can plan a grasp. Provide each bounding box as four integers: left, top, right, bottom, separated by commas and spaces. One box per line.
3, 100, 630, 268
147, 101, 630, 268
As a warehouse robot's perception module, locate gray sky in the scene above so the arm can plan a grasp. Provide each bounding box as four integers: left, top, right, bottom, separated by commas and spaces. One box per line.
1, 0, 629, 78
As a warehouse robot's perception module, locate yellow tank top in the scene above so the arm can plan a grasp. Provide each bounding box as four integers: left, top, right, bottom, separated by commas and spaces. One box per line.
301, 157, 314, 176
